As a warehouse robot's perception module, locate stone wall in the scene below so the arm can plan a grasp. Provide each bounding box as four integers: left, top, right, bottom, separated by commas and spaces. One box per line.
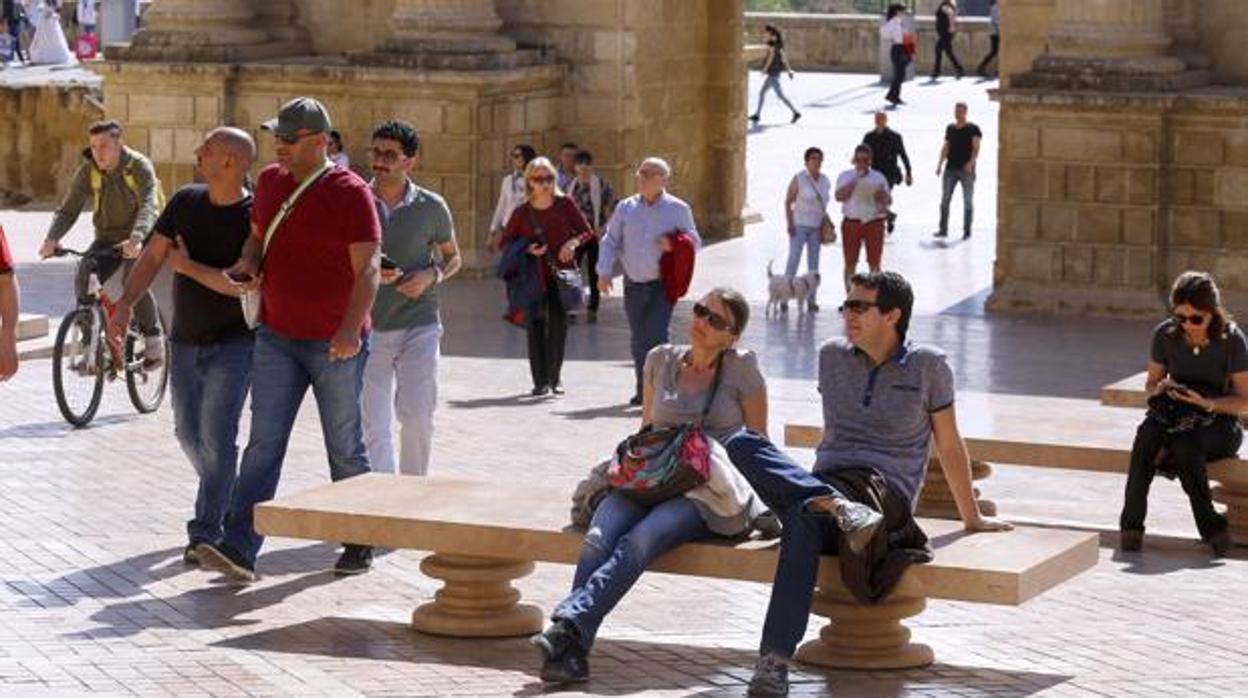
0, 79, 105, 203
744, 12, 996, 75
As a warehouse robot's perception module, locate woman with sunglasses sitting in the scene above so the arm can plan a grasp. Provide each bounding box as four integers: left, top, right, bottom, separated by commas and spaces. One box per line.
499, 156, 593, 396
533, 288, 770, 684
1120, 271, 1248, 556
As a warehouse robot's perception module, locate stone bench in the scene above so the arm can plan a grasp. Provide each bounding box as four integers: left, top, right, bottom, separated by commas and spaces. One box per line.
1100, 371, 1149, 409
784, 391, 1248, 541
255, 474, 1098, 671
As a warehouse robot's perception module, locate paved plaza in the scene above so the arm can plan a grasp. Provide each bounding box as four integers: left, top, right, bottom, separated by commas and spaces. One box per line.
1, 72, 1246, 696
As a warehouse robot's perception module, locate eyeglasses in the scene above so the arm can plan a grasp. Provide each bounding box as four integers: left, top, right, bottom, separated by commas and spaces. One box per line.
529, 175, 555, 185
693, 302, 735, 333
274, 130, 321, 145
1173, 312, 1208, 327
370, 147, 405, 163
838, 299, 880, 315
511, 152, 524, 159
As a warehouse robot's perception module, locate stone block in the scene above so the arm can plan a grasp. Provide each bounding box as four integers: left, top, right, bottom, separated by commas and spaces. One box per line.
1126, 248, 1154, 288
441, 176, 471, 215
128, 94, 195, 126
1008, 126, 1039, 160
1046, 165, 1066, 201
1128, 169, 1157, 205
1065, 165, 1094, 203
492, 102, 525, 136
1213, 254, 1248, 291
576, 63, 622, 94
1171, 209, 1220, 248
1012, 245, 1058, 283
1095, 168, 1128, 205
1228, 132, 1248, 168
1174, 132, 1224, 166
444, 105, 472, 136
525, 98, 559, 132
1062, 247, 1094, 283
109, 93, 130, 125
149, 128, 174, 164
421, 140, 472, 173
1122, 209, 1155, 246
173, 129, 200, 164
577, 96, 623, 128
1193, 170, 1216, 206
1216, 168, 1248, 210
1094, 248, 1127, 287
1040, 205, 1076, 242
1076, 207, 1120, 244
593, 31, 622, 62
1123, 132, 1158, 164
1009, 161, 1047, 200
1223, 212, 1248, 250
194, 96, 221, 128
1042, 127, 1121, 162
1168, 169, 1194, 206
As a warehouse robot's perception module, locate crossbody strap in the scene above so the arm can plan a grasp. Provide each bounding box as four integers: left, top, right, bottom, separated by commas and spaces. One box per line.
804, 172, 827, 209
261, 160, 333, 261
696, 351, 727, 425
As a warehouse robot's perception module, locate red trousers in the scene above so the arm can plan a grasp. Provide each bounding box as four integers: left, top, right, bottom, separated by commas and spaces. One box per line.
842, 217, 885, 282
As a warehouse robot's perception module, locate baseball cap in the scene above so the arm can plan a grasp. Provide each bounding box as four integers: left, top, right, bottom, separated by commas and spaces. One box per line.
261, 97, 332, 138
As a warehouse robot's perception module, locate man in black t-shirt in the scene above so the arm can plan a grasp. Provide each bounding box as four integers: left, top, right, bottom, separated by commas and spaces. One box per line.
863, 111, 913, 233
107, 127, 257, 565
932, 0, 964, 79
935, 102, 981, 240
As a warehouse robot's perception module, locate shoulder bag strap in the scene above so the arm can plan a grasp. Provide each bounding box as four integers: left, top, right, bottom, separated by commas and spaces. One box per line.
261, 160, 333, 261
696, 351, 728, 425
804, 172, 828, 209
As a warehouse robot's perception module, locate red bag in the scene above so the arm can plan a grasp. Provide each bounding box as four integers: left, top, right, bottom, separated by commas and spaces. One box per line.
901, 32, 918, 58
75, 33, 98, 61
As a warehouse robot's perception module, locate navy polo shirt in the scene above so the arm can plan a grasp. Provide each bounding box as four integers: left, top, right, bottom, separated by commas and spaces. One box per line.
814, 339, 956, 509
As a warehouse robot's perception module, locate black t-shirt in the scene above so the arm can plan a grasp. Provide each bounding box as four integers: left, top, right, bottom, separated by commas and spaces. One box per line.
944, 123, 982, 171
936, 3, 954, 36
765, 38, 787, 76
1150, 320, 1248, 398
863, 128, 910, 184
153, 185, 253, 345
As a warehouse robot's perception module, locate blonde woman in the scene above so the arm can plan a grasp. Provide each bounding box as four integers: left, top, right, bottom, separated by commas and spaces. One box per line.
499, 157, 593, 395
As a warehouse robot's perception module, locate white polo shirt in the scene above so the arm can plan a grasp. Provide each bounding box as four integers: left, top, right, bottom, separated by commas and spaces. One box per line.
836, 167, 890, 222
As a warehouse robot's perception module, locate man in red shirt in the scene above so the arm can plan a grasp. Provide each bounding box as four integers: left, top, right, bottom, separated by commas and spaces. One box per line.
197, 98, 382, 581
0, 224, 19, 381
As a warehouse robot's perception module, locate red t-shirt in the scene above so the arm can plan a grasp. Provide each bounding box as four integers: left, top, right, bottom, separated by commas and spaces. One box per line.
0, 225, 13, 274
501, 197, 592, 286
251, 164, 381, 341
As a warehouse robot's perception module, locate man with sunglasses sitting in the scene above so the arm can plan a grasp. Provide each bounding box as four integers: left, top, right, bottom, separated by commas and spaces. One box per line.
722, 270, 1011, 696
198, 97, 383, 582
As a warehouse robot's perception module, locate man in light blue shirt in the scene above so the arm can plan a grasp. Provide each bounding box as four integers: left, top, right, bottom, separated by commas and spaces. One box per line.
596, 157, 701, 405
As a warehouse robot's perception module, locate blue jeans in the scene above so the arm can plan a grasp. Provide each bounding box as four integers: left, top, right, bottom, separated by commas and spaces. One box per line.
221, 326, 371, 565
554, 492, 709, 645
623, 279, 674, 398
939, 168, 975, 236
754, 73, 798, 117
785, 225, 821, 301
170, 335, 254, 546
723, 430, 847, 658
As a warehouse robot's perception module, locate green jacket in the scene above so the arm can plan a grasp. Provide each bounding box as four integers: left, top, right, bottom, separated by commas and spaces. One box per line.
46, 146, 161, 245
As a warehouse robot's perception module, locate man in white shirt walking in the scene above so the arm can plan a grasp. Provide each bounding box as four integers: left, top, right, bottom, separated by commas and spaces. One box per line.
834, 144, 891, 291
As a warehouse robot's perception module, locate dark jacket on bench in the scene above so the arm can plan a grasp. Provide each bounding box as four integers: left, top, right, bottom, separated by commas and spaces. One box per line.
821, 467, 933, 604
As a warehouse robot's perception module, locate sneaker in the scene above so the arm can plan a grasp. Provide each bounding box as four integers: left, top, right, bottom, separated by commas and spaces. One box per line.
142, 334, 165, 368
1208, 530, 1232, 558
748, 114, 760, 124
531, 620, 590, 684
196, 542, 257, 583
551, 383, 566, 396
183, 543, 200, 565
791, 111, 802, 124
934, 230, 948, 238
1119, 529, 1143, 552
962, 231, 972, 240
628, 394, 643, 407
531, 385, 550, 397
334, 544, 373, 576
806, 496, 884, 554
748, 653, 790, 697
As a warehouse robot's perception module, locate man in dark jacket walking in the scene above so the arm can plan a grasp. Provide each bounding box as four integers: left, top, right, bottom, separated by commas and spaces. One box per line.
863, 111, 913, 234
931, 0, 964, 80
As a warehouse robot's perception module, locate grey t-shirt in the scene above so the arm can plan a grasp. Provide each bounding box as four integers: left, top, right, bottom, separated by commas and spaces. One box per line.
370, 183, 455, 332
1150, 320, 1248, 398
814, 339, 955, 509
644, 344, 767, 443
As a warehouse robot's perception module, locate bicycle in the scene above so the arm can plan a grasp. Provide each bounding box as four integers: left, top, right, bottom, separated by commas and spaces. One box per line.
50, 246, 170, 427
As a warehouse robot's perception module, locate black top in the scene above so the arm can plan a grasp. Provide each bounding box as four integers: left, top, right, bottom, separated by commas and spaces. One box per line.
944, 123, 982, 171
153, 186, 254, 345
935, 2, 954, 36
863, 128, 912, 185
765, 38, 788, 76
1151, 320, 1248, 398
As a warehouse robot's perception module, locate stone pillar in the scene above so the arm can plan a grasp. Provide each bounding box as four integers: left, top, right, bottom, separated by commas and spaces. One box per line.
357, 0, 543, 70
112, 0, 305, 61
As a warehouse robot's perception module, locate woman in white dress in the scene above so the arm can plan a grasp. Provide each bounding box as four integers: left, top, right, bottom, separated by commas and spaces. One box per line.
28, 0, 75, 65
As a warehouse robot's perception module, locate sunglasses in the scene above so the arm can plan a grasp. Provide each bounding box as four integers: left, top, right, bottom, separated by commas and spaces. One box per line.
529, 175, 555, 185
274, 130, 321, 145
839, 299, 880, 315
1173, 312, 1208, 327
370, 147, 405, 163
693, 302, 735, 333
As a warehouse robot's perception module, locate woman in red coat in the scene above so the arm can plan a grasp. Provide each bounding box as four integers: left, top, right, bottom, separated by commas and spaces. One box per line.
501, 157, 593, 396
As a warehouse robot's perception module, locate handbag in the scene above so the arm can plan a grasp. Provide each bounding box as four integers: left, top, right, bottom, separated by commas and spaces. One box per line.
241, 160, 333, 329
527, 205, 587, 311
607, 352, 724, 505
804, 172, 837, 245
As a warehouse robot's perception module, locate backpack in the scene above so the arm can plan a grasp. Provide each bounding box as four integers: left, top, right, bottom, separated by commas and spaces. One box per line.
89, 155, 165, 215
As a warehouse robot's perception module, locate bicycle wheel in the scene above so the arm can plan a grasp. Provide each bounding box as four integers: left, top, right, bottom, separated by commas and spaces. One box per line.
125, 323, 169, 414
53, 307, 105, 428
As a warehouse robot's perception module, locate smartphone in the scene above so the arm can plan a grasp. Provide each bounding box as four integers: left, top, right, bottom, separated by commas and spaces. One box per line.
380, 255, 401, 271
224, 270, 254, 284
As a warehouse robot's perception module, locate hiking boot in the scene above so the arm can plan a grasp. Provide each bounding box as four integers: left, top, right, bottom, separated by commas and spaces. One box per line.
748, 653, 790, 696
531, 620, 589, 684
334, 545, 373, 576
143, 334, 165, 368
196, 542, 257, 583
1119, 529, 1143, 553
1208, 530, 1232, 558
806, 496, 884, 554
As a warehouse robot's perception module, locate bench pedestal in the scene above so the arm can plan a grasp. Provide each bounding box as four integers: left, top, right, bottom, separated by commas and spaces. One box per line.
1213, 483, 1248, 544
411, 553, 543, 637
916, 459, 997, 520
796, 584, 934, 670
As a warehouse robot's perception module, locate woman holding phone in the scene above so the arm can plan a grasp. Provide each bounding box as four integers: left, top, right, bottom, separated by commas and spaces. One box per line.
1120, 271, 1248, 556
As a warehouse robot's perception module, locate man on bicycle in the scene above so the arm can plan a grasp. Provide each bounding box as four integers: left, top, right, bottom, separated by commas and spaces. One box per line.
0, 223, 18, 381
38, 120, 164, 365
